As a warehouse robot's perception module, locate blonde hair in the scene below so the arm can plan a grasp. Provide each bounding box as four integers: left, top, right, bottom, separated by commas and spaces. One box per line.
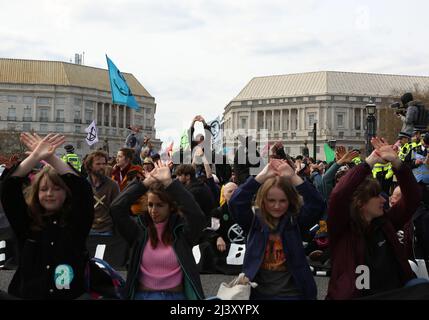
255, 176, 303, 230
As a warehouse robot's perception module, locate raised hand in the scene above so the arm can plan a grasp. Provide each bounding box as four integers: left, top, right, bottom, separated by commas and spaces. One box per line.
337, 150, 360, 165
149, 161, 173, 187
335, 146, 346, 162
20, 132, 43, 152
377, 145, 399, 163
271, 159, 295, 179
371, 137, 388, 150
31, 134, 65, 161
255, 162, 278, 184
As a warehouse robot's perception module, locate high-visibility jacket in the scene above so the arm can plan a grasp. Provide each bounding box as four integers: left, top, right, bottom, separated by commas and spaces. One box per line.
351, 156, 362, 166
61, 153, 82, 172
372, 162, 394, 180
398, 143, 411, 161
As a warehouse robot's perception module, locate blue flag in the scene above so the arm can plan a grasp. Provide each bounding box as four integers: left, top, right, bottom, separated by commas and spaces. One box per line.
106, 55, 140, 109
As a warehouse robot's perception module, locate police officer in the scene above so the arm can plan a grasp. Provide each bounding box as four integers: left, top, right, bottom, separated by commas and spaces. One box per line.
397, 132, 412, 162
61, 144, 82, 172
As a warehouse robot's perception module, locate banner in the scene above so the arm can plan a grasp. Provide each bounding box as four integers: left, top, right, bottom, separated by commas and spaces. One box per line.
208, 116, 222, 153
324, 143, 335, 162
106, 55, 140, 109
85, 120, 99, 146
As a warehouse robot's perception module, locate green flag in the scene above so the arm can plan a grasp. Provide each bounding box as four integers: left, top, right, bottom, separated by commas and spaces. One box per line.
179, 129, 190, 150
324, 143, 335, 162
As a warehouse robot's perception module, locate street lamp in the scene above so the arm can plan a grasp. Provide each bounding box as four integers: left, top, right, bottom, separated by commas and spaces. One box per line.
365, 99, 377, 156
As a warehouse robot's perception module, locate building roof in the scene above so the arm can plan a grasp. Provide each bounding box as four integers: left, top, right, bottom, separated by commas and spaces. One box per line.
0, 58, 152, 97
233, 71, 429, 101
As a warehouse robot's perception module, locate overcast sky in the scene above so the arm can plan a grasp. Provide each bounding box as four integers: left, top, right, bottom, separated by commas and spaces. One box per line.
2, 0, 429, 149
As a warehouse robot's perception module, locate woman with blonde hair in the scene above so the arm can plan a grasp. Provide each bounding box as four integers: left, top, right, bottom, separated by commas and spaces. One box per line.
228, 158, 326, 300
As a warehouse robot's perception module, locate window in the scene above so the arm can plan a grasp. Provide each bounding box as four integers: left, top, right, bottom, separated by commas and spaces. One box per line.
56, 109, 64, 122
23, 123, 31, 131
283, 132, 288, 138
240, 117, 247, 129
75, 125, 81, 133
7, 107, 16, 121
145, 118, 151, 129
37, 97, 51, 105
7, 123, 16, 130
23, 107, 32, 121
307, 112, 316, 128
336, 113, 344, 127
55, 124, 64, 132
354, 108, 361, 130
296, 97, 303, 102
56, 97, 65, 105
285, 147, 291, 154
23, 96, 33, 104
7, 95, 17, 102
74, 110, 81, 123
38, 108, 49, 122
74, 98, 82, 106
85, 100, 95, 108
40, 124, 48, 132
85, 109, 93, 124
291, 132, 296, 139
339, 131, 344, 138
247, 101, 252, 105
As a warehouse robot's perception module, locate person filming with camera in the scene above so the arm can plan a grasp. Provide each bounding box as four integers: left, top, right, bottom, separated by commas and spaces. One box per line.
392, 92, 429, 137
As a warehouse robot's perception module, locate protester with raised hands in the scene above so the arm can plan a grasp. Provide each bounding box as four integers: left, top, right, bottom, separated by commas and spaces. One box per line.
228, 158, 326, 300
0, 132, 94, 299
326, 137, 427, 300
320, 146, 360, 201
109, 161, 206, 300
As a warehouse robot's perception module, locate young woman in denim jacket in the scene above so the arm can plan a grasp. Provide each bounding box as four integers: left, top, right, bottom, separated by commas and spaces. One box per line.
228, 159, 326, 300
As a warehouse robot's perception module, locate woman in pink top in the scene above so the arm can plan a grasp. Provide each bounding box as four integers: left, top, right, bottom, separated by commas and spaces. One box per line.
110, 162, 206, 300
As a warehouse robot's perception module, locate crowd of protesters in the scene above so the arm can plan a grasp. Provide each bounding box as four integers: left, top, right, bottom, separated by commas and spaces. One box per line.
0, 102, 428, 300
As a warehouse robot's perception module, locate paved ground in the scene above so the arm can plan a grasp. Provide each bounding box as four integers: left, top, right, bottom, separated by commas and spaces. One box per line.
0, 269, 329, 299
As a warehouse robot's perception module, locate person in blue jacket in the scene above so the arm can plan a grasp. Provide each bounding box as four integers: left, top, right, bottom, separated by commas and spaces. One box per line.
228, 158, 326, 300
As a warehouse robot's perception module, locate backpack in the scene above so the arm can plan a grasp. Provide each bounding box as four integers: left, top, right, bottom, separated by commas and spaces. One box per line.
84, 257, 125, 300
414, 103, 429, 130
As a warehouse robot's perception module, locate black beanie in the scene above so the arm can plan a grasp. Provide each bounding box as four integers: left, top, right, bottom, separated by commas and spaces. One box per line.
401, 92, 414, 105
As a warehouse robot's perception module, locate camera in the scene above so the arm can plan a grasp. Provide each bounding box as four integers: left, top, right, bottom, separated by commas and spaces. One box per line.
390, 101, 407, 116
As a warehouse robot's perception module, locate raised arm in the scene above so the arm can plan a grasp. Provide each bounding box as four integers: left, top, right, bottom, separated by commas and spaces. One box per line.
229, 162, 277, 234
20, 132, 76, 175
110, 180, 147, 246
327, 150, 380, 242
373, 138, 422, 229
13, 133, 67, 177
273, 159, 325, 231
146, 161, 206, 246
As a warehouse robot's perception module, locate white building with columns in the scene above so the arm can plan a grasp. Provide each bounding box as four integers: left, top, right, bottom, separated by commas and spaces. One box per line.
223, 71, 429, 159
0, 58, 160, 157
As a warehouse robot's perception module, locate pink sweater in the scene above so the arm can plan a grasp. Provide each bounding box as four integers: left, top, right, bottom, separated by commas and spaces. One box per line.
139, 221, 183, 290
